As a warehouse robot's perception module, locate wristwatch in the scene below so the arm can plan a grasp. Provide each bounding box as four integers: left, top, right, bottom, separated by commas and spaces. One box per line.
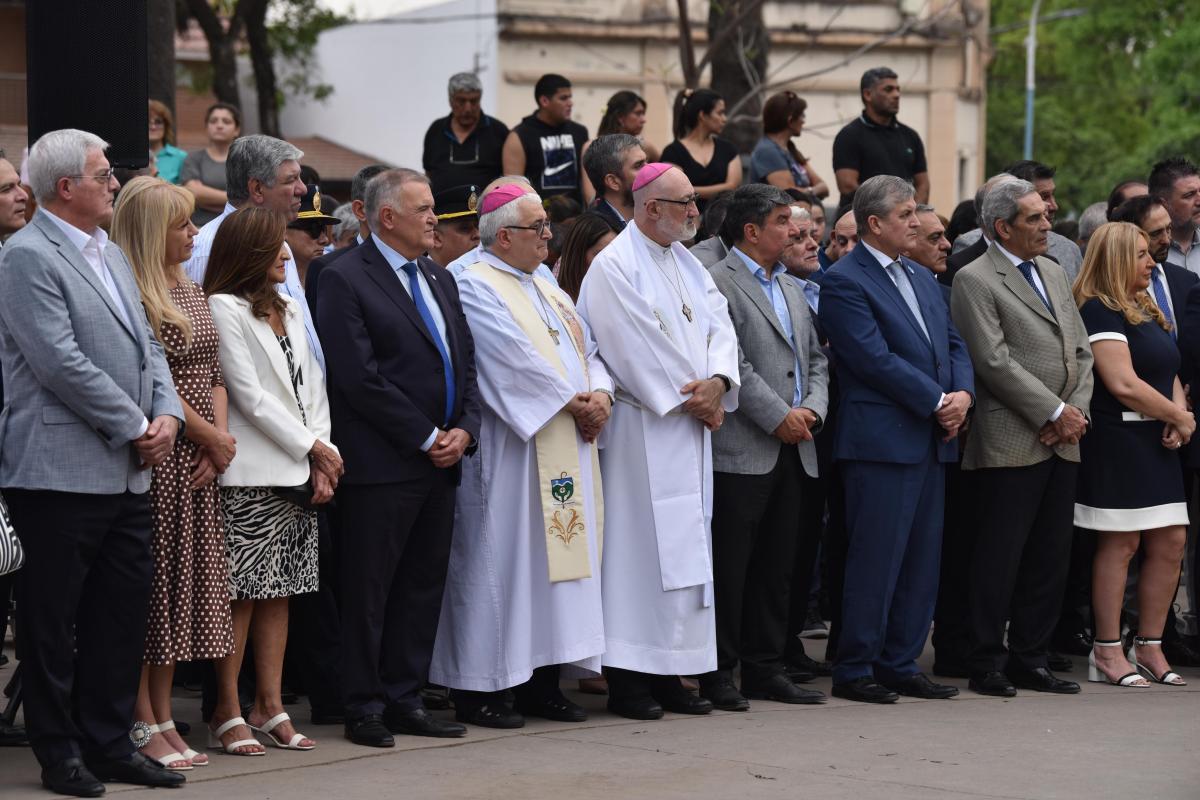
713, 374, 732, 393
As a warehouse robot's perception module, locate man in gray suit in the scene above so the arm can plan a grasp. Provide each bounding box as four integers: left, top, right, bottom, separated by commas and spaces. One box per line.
950, 178, 1093, 699
0, 129, 184, 796
700, 184, 829, 710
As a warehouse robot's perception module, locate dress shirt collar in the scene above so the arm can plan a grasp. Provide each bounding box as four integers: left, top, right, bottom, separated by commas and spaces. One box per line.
861, 240, 903, 271
371, 233, 421, 275
994, 241, 1035, 268
479, 248, 534, 282
41, 207, 107, 255
731, 246, 784, 282
356, 233, 364, 245
1169, 228, 1200, 254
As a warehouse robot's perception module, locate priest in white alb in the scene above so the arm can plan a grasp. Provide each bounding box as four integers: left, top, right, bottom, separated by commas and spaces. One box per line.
575, 163, 741, 720
429, 184, 613, 729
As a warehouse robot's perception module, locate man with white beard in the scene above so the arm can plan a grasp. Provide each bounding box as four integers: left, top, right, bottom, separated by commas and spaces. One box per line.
576, 163, 740, 720
429, 185, 611, 728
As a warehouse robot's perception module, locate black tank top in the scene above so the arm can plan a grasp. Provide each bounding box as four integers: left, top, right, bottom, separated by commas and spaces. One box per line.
514, 113, 589, 205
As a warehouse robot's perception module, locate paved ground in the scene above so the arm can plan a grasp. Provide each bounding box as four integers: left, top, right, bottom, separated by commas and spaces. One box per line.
2, 648, 1198, 799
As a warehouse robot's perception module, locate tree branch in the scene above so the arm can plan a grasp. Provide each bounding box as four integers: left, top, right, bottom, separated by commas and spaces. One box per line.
676, 0, 698, 88
697, 0, 769, 74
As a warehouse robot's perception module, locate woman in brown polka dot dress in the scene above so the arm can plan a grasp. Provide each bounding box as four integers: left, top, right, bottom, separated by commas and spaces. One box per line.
112, 177, 237, 768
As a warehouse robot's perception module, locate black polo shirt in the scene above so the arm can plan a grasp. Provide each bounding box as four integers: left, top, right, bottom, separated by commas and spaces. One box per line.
422, 113, 510, 196
832, 114, 927, 209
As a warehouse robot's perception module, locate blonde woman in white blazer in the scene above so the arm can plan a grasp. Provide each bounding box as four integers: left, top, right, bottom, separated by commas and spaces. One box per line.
202, 207, 343, 757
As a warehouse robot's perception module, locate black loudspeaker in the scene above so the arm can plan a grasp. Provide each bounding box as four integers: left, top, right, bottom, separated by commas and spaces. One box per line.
26, 0, 149, 168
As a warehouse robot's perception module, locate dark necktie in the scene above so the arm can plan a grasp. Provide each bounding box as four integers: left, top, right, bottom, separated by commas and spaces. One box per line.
1017, 261, 1054, 317
1150, 269, 1176, 340
401, 262, 456, 425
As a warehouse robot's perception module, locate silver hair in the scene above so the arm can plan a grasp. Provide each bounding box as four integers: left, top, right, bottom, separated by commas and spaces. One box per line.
448, 72, 482, 97
1078, 201, 1109, 243
980, 178, 1037, 241
791, 206, 812, 222
226, 134, 304, 205
363, 168, 429, 234
973, 172, 1019, 219
27, 128, 109, 203
915, 204, 937, 215
331, 202, 359, 240
852, 175, 916, 235
480, 193, 543, 248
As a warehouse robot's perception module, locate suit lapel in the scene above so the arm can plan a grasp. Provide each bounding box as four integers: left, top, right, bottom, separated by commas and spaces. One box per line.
726, 256, 790, 345
994, 247, 1058, 326
34, 214, 137, 341
855, 246, 931, 347
360, 241, 437, 350
245, 302, 297, 395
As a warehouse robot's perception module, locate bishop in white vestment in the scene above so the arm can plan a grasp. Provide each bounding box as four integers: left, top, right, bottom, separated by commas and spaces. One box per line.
430, 185, 612, 728
576, 163, 741, 720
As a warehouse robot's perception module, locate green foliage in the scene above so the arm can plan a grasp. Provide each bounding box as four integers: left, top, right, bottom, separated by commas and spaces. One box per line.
986, 0, 1200, 215
268, 0, 351, 108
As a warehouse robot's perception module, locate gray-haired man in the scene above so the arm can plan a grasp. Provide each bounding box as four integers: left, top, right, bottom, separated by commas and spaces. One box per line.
422, 72, 510, 196
582, 133, 646, 231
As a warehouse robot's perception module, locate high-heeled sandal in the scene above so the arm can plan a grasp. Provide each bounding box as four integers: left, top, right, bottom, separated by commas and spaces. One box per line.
1131, 637, 1187, 685
142, 723, 192, 771
154, 720, 207, 766
1088, 639, 1149, 687
207, 716, 266, 756
249, 712, 316, 751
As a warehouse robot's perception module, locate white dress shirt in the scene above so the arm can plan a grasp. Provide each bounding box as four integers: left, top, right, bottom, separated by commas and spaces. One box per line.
993, 242, 1064, 422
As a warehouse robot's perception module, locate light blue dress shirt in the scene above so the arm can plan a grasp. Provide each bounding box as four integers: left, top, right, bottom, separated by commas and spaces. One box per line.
732, 247, 802, 406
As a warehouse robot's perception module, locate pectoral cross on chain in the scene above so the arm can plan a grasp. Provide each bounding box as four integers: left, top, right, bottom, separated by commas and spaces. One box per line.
547, 327, 561, 345
682, 303, 694, 323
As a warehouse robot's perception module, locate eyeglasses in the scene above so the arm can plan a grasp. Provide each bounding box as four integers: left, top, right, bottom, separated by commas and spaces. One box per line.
653, 194, 701, 208
505, 220, 551, 236
67, 169, 116, 184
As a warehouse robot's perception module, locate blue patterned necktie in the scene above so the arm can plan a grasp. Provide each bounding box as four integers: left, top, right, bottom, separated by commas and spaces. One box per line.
1016, 260, 1054, 317
886, 261, 930, 341
1150, 268, 1176, 340
401, 262, 456, 425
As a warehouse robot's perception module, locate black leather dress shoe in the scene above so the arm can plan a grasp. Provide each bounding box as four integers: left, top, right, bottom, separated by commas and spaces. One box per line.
515, 691, 587, 723
41, 758, 105, 798
783, 651, 832, 681
1046, 651, 1074, 672
607, 695, 664, 720
969, 671, 1017, 697
456, 702, 525, 729
420, 685, 452, 710
344, 714, 395, 747
650, 681, 713, 715
1053, 631, 1093, 657
698, 675, 750, 711
1007, 666, 1080, 694
742, 673, 827, 705
883, 672, 958, 699
84, 751, 185, 788
384, 706, 467, 738
831, 677, 898, 704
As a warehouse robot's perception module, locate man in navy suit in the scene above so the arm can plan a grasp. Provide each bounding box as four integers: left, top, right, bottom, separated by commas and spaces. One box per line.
818, 175, 974, 704
316, 168, 481, 747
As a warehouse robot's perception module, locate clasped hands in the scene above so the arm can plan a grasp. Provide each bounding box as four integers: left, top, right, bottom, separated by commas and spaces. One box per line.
567, 391, 611, 443
1037, 404, 1088, 447
681, 377, 726, 431
309, 439, 344, 504
429, 427, 472, 469
773, 407, 819, 444
1162, 407, 1196, 451
135, 415, 179, 469
936, 391, 972, 442
190, 428, 237, 489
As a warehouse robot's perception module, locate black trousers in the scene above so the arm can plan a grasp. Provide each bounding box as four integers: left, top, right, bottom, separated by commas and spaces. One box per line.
710, 447, 802, 683
286, 509, 342, 714
931, 462, 976, 667
7, 489, 153, 767
967, 457, 1077, 673
784, 463, 827, 661
339, 473, 455, 718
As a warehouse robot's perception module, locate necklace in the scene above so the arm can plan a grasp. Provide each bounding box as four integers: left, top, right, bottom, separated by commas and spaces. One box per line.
531, 283, 561, 345
650, 246, 695, 323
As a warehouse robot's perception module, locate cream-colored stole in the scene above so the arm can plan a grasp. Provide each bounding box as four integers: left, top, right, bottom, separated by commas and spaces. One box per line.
467, 262, 604, 582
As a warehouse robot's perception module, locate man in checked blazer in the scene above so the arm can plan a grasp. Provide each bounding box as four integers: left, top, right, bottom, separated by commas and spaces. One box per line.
950, 178, 1093, 698
700, 184, 829, 711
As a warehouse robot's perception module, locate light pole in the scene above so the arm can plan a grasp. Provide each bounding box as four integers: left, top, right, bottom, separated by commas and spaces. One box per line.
1023, 0, 1043, 160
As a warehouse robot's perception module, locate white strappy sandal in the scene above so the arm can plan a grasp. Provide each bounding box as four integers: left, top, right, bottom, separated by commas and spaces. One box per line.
1088, 639, 1150, 687
1131, 637, 1187, 685
208, 716, 267, 756
154, 720, 207, 766
141, 722, 192, 771
250, 712, 316, 751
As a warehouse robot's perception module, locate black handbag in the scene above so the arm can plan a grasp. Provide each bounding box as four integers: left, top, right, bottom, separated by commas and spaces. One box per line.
271, 482, 317, 511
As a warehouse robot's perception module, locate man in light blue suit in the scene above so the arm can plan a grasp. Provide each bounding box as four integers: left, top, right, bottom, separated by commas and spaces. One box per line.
0, 129, 184, 795
818, 175, 974, 704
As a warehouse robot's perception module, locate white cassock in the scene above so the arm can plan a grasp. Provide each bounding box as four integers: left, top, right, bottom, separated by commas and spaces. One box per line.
576, 222, 740, 675
430, 250, 611, 692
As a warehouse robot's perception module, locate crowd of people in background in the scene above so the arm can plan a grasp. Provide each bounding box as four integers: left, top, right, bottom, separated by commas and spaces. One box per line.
3, 62, 1200, 798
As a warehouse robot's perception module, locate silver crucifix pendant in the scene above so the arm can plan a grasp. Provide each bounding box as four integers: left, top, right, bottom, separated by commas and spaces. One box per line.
548, 327, 561, 345
682, 303, 694, 322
